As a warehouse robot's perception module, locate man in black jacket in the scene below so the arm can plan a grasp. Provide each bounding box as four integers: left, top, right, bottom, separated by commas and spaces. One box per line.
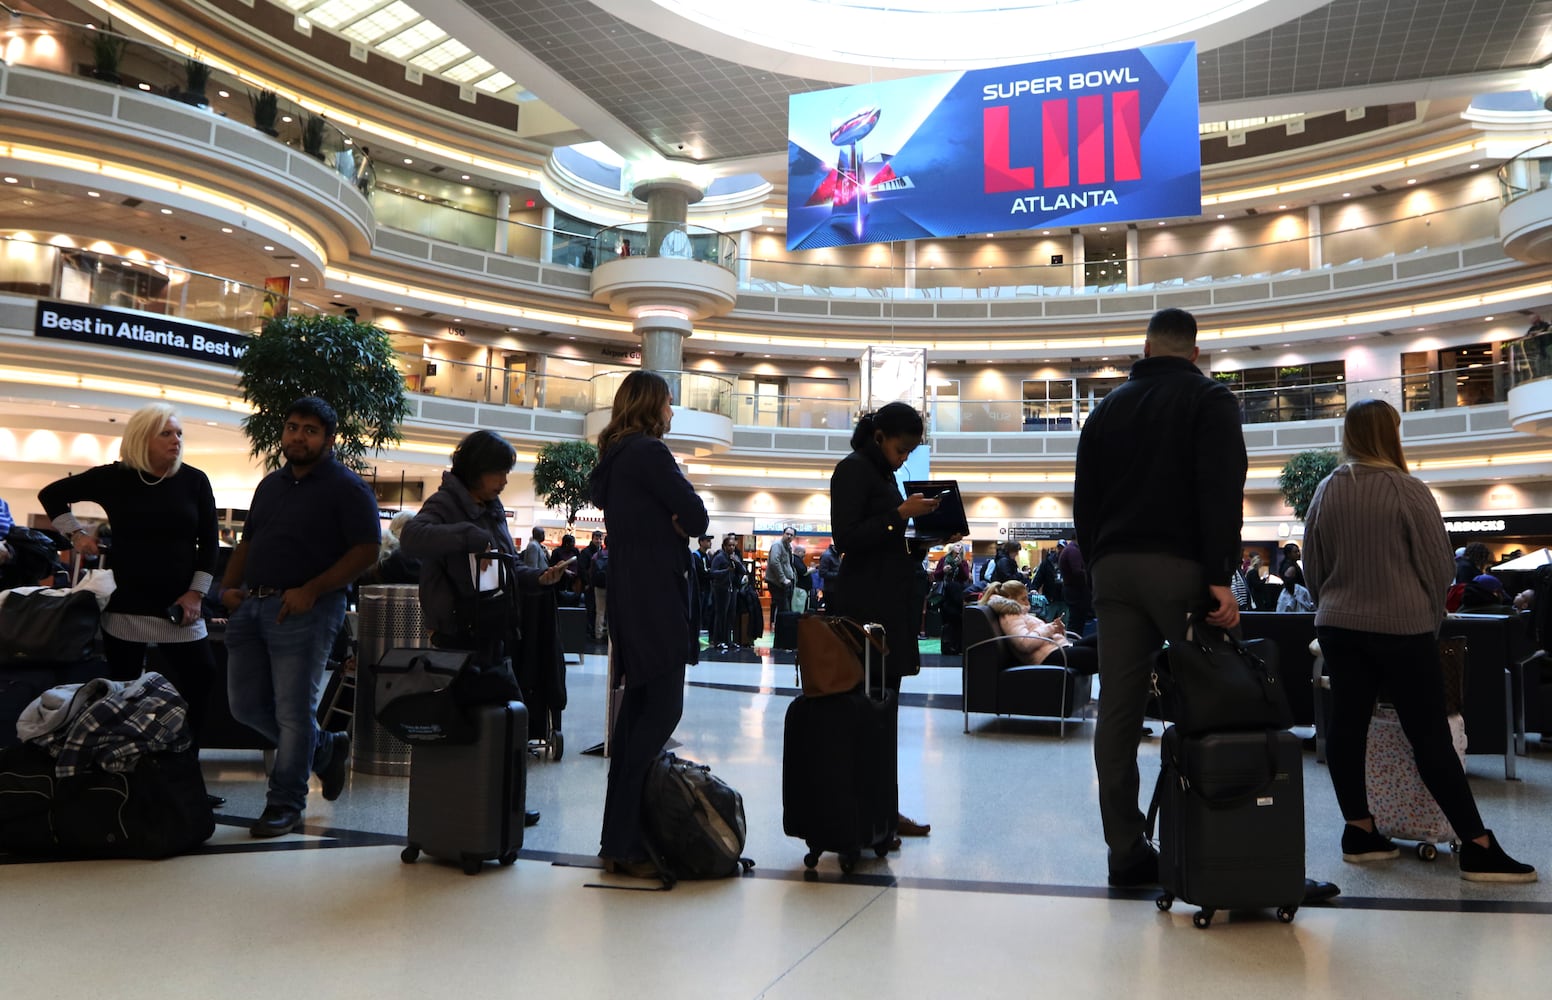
1074, 308, 1247, 887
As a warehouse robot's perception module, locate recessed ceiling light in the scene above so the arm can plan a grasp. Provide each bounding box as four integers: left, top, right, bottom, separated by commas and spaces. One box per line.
1157, 221, 1165, 226
1098, 226, 1107, 232
403, 158, 413, 165
217, 90, 230, 99
1470, 163, 1480, 169
1406, 178, 1417, 185
160, 208, 173, 215
281, 115, 293, 124
263, 245, 275, 251
1277, 204, 1286, 210
460, 174, 470, 180
2, 177, 16, 184
1486, 316, 1495, 321
289, 263, 300, 268
1342, 192, 1351, 198
1216, 213, 1225, 219
87, 191, 100, 197
393, 306, 403, 312
220, 227, 233, 233
334, 294, 343, 299
206, 421, 218, 426
299, 277, 309, 282
985, 233, 994, 238
137, 83, 151, 91
765, 227, 774, 232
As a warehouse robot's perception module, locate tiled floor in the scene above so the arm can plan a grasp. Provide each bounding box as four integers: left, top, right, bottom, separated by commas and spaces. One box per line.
6, 643, 1552, 998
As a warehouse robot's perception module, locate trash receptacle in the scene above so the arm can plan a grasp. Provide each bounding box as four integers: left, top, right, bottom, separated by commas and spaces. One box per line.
353, 584, 425, 776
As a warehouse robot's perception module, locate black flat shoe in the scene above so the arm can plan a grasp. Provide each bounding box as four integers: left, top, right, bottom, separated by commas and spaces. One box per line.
206, 793, 226, 808
1302, 878, 1341, 904
250, 805, 303, 839
524, 810, 541, 827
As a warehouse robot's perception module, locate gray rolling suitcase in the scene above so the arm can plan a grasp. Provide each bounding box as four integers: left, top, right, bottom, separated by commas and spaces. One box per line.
400, 700, 528, 875
1152, 726, 1305, 928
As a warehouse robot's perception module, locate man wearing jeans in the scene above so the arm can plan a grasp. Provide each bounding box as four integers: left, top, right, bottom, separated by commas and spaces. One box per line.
1073, 308, 1247, 886
221, 398, 380, 838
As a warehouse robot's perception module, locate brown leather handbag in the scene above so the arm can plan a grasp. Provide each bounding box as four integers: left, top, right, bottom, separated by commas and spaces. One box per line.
795, 615, 887, 697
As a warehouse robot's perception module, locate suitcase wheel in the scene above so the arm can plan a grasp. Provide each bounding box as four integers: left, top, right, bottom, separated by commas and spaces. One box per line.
549, 728, 564, 762
803, 852, 819, 870
1155, 894, 1173, 912
461, 855, 484, 876
1417, 843, 1438, 862
873, 844, 891, 858
499, 851, 519, 867
401, 845, 420, 864
1192, 909, 1214, 929
839, 853, 858, 875
1276, 906, 1297, 924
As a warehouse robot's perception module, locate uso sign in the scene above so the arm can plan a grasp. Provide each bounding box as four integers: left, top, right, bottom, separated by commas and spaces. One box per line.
787, 42, 1200, 250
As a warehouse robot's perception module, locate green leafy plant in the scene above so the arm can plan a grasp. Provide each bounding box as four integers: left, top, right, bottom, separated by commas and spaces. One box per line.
88, 24, 128, 81
532, 440, 599, 527
302, 112, 328, 158
182, 59, 211, 102
249, 88, 280, 134
235, 312, 409, 472
1278, 448, 1340, 520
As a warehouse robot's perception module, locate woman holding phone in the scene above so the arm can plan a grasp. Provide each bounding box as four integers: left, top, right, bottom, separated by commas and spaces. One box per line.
829, 401, 956, 839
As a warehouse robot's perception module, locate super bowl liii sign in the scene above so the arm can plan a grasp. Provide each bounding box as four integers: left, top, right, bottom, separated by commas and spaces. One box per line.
786, 42, 1200, 250
35, 300, 247, 366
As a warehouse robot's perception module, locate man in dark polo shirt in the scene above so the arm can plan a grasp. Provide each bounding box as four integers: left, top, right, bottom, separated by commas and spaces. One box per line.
221, 397, 380, 837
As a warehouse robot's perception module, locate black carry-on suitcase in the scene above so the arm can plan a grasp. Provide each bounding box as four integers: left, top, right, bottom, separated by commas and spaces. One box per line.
782, 622, 897, 873
773, 611, 800, 651
400, 700, 529, 875
1153, 726, 1305, 928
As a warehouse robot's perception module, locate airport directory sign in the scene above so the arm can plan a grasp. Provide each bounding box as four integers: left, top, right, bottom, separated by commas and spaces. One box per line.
786, 42, 1200, 251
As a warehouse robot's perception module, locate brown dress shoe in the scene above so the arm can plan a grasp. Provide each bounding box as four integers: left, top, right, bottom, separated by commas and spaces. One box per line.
897, 814, 931, 837
602, 857, 661, 879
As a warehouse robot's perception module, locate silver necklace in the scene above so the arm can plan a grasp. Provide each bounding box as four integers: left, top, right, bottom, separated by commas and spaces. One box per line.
137, 468, 168, 486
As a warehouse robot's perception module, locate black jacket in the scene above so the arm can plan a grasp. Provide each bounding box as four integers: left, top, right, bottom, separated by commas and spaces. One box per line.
829, 447, 926, 681
1073, 355, 1247, 585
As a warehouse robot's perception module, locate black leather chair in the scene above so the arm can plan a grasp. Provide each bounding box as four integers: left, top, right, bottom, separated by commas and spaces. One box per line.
961, 603, 1092, 736
1443, 613, 1538, 779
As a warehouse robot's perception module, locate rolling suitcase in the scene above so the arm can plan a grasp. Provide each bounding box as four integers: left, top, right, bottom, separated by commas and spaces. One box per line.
1366, 706, 1467, 859
1152, 726, 1305, 928
782, 622, 897, 873
400, 700, 529, 875
773, 611, 800, 651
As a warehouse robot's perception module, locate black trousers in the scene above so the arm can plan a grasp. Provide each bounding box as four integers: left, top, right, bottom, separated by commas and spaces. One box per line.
600, 670, 685, 860
1317, 626, 1485, 841
710, 587, 736, 645
103, 632, 215, 747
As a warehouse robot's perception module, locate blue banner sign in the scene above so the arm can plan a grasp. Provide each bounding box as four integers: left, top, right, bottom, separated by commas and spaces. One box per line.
787, 42, 1200, 250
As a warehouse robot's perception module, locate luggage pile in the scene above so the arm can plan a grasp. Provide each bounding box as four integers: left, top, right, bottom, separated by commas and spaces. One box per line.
1149, 613, 1304, 928
783, 615, 897, 873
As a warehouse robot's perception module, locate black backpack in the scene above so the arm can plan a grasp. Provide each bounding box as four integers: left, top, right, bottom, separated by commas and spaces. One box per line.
639, 752, 754, 887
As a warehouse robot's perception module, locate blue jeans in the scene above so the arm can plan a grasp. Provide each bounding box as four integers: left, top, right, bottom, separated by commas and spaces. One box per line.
226, 590, 347, 811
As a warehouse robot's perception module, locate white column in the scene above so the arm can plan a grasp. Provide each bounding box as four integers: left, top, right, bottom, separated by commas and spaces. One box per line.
1125, 226, 1140, 287
494, 191, 511, 255
1071, 231, 1085, 292
537, 204, 553, 263
738, 230, 752, 286
1307, 205, 1322, 270
903, 240, 917, 292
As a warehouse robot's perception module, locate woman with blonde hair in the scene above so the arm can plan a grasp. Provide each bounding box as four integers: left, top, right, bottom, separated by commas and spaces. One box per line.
39, 403, 219, 754
1304, 398, 1534, 882
588, 371, 709, 878
980, 581, 1099, 673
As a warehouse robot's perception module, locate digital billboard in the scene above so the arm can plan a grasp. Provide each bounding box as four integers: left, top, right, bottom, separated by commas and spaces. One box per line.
786, 42, 1200, 251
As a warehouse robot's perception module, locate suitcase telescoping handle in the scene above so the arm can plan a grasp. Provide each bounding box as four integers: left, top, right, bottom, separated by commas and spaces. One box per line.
863, 622, 884, 698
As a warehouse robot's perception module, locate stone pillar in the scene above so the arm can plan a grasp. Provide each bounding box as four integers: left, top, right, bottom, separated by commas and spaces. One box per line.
903, 240, 917, 293
1071, 230, 1086, 292
631, 177, 703, 256
738, 230, 752, 286
495, 191, 511, 255
636, 312, 694, 402
538, 204, 553, 263
1125, 226, 1140, 287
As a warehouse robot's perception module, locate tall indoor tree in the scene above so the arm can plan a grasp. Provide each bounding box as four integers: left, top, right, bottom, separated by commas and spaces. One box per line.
1278, 448, 1340, 521
532, 439, 599, 528
235, 312, 409, 471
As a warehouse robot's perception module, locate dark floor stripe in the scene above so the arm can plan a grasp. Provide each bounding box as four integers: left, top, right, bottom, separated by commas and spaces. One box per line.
11, 822, 1551, 915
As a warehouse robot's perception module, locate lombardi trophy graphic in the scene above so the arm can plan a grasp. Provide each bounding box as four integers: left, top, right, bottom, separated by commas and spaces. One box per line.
829, 105, 880, 239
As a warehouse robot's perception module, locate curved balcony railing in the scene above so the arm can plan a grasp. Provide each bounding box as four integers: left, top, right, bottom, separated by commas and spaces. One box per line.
589, 369, 735, 418
0, 235, 322, 330
1505, 328, 1552, 386
589, 223, 739, 274
1497, 142, 1552, 208
0, 5, 371, 194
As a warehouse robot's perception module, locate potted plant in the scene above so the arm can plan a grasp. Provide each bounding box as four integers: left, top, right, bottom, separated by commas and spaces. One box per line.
301, 112, 328, 160
87, 24, 129, 84
249, 89, 280, 136
234, 312, 410, 471
532, 440, 599, 528
179, 59, 212, 107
